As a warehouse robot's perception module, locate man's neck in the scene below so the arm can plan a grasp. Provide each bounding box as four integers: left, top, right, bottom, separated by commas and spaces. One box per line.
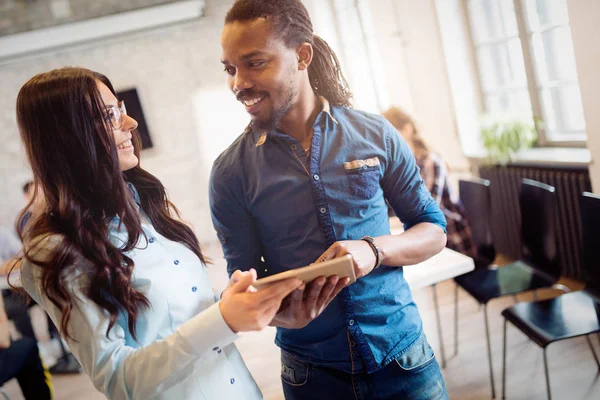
279, 92, 321, 147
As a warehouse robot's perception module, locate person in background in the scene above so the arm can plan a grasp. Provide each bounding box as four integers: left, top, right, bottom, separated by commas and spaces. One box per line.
14, 67, 301, 399
22, 181, 34, 203
382, 106, 475, 257
4, 184, 82, 374
1, 226, 37, 341
20, 181, 34, 231
0, 288, 53, 399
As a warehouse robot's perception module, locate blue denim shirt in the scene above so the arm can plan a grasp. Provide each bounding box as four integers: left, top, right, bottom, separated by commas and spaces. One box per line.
210, 100, 446, 374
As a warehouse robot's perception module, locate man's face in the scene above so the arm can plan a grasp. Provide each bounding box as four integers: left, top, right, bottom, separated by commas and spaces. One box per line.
221, 18, 300, 131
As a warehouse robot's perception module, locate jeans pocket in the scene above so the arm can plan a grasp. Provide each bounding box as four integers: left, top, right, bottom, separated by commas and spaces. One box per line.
395, 332, 436, 372
281, 351, 310, 386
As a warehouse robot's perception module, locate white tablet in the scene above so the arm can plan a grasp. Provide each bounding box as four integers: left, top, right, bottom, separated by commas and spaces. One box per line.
252, 255, 356, 290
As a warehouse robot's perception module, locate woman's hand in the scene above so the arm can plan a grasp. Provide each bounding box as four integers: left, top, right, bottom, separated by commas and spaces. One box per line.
219, 269, 302, 333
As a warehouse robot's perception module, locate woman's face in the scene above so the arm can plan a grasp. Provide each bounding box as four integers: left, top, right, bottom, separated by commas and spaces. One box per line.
97, 81, 139, 171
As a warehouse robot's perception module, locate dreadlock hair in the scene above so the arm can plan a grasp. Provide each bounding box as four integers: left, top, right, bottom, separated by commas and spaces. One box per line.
225, 0, 352, 107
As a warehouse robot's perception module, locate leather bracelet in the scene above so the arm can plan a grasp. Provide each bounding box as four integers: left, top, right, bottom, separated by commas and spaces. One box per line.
361, 236, 382, 269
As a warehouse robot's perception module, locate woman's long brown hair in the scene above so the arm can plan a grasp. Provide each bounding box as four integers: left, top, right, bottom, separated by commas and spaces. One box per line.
13, 67, 206, 341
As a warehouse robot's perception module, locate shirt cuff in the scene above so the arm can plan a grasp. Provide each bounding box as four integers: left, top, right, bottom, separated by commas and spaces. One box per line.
177, 301, 239, 356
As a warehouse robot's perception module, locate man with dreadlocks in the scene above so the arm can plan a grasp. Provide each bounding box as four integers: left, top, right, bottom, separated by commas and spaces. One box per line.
210, 1, 449, 399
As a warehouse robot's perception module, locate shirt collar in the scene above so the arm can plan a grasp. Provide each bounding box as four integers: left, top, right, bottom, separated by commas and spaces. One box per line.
126, 182, 142, 207
320, 96, 339, 125
251, 96, 338, 147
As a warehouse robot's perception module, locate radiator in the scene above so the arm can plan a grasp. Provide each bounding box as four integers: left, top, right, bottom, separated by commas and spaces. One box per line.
479, 164, 592, 280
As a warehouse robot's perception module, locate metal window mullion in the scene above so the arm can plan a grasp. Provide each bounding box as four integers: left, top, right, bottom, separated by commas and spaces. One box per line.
355, 0, 382, 111
514, 0, 546, 146
529, 21, 570, 35
482, 83, 530, 95
536, 79, 579, 90
474, 34, 521, 47
461, 0, 487, 113
474, 37, 513, 51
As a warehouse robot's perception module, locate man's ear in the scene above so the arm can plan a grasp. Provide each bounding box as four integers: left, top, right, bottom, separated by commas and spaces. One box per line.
297, 42, 313, 71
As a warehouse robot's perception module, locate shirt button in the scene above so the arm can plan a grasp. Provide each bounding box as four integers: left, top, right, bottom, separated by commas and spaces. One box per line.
191, 286, 197, 292
230, 378, 235, 384
148, 237, 155, 243
349, 319, 355, 326
350, 341, 356, 347
174, 260, 179, 265
362, 165, 368, 169
320, 207, 327, 214
313, 174, 320, 181
291, 144, 297, 150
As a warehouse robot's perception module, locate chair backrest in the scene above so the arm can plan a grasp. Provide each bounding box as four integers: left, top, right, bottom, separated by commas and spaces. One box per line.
580, 192, 600, 296
520, 179, 560, 279
459, 178, 496, 267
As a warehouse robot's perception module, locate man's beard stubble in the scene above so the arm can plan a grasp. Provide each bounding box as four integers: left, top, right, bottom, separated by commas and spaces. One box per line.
249, 83, 297, 133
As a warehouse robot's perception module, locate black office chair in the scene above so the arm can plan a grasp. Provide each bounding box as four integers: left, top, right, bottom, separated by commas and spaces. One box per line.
453, 180, 496, 337
501, 192, 600, 400
454, 179, 561, 398
445, 179, 497, 357
429, 179, 495, 369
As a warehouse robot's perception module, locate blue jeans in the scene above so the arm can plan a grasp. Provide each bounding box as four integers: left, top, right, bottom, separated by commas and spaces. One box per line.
281, 332, 448, 400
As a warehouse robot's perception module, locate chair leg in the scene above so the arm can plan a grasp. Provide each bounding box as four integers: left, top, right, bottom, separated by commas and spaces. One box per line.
543, 348, 552, 400
432, 284, 447, 369
502, 319, 508, 399
454, 283, 459, 357
484, 304, 496, 398
585, 335, 600, 370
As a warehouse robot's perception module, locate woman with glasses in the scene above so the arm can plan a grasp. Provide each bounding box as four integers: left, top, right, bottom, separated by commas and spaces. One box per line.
12, 67, 301, 400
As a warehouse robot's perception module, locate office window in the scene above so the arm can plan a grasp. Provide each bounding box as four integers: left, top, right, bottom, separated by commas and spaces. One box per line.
467, 0, 586, 146
330, 0, 388, 113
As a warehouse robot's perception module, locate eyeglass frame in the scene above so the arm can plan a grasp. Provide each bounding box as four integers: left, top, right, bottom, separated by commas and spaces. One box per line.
104, 101, 127, 130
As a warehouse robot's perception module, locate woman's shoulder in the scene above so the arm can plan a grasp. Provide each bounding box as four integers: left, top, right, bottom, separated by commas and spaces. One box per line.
24, 233, 64, 262
21, 234, 89, 300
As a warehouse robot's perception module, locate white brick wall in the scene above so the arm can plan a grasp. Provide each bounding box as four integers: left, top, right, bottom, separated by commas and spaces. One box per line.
0, 0, 248, 244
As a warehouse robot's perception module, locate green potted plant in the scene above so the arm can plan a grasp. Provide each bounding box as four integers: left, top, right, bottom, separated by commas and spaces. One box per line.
480, 116, 538, 165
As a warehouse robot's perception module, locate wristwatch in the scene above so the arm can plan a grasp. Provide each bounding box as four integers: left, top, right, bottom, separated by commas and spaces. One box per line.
361, 236, 382, 269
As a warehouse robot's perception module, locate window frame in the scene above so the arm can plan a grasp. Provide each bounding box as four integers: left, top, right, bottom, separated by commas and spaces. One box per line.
464, 0, 586, 148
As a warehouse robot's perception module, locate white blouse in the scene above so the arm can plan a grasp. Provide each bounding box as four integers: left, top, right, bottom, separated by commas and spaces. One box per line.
21, 213, 263, 400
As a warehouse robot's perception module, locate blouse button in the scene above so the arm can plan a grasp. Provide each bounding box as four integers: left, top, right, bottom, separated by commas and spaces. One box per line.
148, 237, 155, 243
174, 260, 180, 265
230, 378, 235, 384
191, 286, 197, 292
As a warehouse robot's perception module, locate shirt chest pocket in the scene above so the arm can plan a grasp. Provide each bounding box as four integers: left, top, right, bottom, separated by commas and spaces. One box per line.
344, 157, 381, 199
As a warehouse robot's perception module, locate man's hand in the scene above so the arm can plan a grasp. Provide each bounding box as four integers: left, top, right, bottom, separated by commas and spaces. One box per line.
270, 275, 349, 329
219, 269, 302, 333
317, 240, 377, 279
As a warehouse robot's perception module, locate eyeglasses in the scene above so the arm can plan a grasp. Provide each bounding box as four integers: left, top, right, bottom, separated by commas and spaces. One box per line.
104, 101, 127, 130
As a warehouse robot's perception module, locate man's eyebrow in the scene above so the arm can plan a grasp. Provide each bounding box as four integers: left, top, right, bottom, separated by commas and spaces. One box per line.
221, 50, 269, 64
